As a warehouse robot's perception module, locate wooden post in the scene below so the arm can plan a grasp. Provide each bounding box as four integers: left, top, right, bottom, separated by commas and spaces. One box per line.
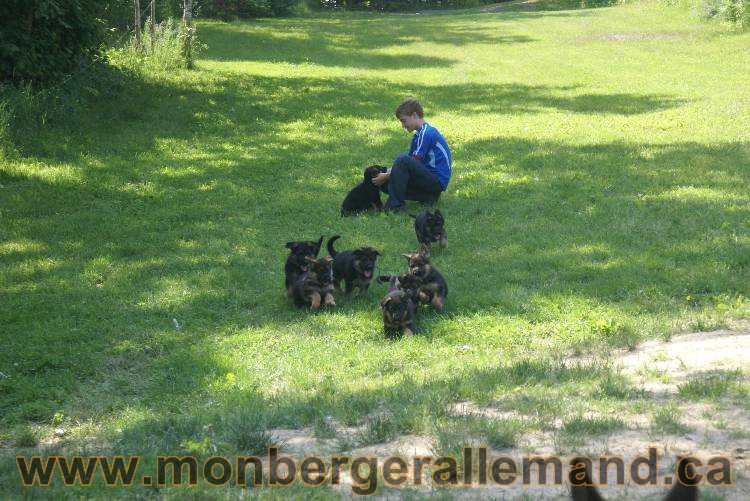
183, 0, 193, 69
134, 0, 141, 52
150, 0, 156, 53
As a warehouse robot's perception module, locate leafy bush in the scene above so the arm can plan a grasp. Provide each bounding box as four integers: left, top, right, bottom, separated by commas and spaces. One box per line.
698, 0, 749, 27
0, 0, 105, 85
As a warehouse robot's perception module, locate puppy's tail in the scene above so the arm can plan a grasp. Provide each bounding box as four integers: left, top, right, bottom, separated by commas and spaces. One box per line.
326, 235, 341, 258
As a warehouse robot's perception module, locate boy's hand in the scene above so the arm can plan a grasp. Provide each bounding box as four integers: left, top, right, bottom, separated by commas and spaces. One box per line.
372, 171, 389, 187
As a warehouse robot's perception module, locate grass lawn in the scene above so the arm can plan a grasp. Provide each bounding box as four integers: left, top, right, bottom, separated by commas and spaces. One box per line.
1, 0, 749, 498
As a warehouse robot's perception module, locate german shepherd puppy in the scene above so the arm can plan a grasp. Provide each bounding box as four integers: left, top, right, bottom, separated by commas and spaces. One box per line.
380, 276, 416, 338
292, 256, 335, 310
327, 235, 380, 294
284, 236, 323, 297
341, 165, 387, 216
570, 457, 697, 501
412, 209, 447, 248
402, 244, 448, 310
377, 273, 427, 305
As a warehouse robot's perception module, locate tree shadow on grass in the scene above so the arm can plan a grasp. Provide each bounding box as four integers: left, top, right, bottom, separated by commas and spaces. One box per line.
0, 58, 744, 454
197, 15, 539, 67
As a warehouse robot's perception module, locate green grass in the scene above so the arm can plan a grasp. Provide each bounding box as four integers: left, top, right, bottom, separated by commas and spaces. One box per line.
1, 0, 749, 497
678, 369, 746, 400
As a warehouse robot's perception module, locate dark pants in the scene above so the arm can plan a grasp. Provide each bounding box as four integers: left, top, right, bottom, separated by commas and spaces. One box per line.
380, 154, 443, 209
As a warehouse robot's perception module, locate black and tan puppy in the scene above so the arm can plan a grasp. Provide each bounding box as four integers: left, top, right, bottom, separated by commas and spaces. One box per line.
292, 256, 335, 309
341, 165, 388, 216
412, 209, 447, 248
570, 456, 697, 501
284, 236, 324, 297
380, 276, 416, 339
327, 235, 380, 294
402, 244, 448, 310
378, 273, 427, 305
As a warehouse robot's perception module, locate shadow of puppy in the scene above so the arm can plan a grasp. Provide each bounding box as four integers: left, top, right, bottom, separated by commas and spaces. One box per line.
341, 165, 387, 216
402, 244, 448, 310
327, 235, 380, 294
284, 236, 323, 297
292, 256, 335, 310
412, 209, 447, 248
570, 456, 697, 501
380, 276, 415, 339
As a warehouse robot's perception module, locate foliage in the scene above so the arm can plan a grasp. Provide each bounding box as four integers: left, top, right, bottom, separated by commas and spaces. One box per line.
0, 0, 107, 85
697, 0, 749, 27
195, 0, 299, 18
109, 17, 207, 72
95, 0, 190, 32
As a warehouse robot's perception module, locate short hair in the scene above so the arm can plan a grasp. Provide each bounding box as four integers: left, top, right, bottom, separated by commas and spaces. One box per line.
395, 98, 424, 119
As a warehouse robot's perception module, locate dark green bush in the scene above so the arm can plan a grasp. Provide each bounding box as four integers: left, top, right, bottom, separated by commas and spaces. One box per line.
0, 0, 105, 85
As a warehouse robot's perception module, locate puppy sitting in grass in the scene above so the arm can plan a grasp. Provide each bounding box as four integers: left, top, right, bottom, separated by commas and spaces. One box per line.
412, 209, 447, 248
341, 165, 387, 216
284, 236, 323, 297
402, 244, 448, 310
380, 275, 416, 338
292, 256, 335, 310
327, 235, 380, 294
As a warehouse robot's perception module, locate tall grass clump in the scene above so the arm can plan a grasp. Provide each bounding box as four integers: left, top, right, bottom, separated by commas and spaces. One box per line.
109, 18, 205, 72
0, 96, 13, 159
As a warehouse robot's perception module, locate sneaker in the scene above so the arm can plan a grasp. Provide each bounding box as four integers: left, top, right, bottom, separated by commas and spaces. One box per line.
385, 204, 407, 214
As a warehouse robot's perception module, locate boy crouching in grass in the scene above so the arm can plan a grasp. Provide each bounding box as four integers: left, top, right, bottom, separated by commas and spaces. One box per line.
372, 98, 452, 213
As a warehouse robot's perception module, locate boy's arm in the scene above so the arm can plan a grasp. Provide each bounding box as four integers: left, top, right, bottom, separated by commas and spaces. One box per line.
411, 128, 437, 162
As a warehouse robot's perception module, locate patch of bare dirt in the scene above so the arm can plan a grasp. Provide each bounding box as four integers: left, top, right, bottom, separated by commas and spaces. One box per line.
584, 31, 686, 42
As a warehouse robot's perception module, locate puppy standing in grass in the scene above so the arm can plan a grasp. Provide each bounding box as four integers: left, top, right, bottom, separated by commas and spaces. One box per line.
380, 275, 416, 338
413, 209, 448, 248
327, 235, 380, 295
292, 256, 336, 310
284, 236, 323, 297
402, 244, 448, 310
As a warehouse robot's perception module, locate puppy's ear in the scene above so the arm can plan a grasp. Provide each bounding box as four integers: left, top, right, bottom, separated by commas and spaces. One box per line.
315, 236, 324, 254
304, 256, 316, 263
402, 253, 416, 260
286, 242, 299, 250
380, 296, 392, 308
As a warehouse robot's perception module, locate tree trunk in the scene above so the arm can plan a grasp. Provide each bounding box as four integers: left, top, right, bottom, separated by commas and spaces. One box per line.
183, 0, 193, 69
150, 0, 156, 53
134, 0, 141, 52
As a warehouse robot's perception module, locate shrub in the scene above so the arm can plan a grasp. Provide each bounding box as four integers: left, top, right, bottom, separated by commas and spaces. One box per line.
697, 0, 749, 27
0, 0, 105, 85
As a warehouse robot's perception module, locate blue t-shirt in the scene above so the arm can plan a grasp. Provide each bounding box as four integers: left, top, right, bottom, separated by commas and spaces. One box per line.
410, 123, 452, 190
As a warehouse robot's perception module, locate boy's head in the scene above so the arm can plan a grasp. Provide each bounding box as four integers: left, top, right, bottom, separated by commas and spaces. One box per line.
395, 98, 424, 132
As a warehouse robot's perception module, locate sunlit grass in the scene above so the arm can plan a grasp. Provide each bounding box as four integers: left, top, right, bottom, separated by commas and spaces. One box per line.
1, 1, 749, 497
